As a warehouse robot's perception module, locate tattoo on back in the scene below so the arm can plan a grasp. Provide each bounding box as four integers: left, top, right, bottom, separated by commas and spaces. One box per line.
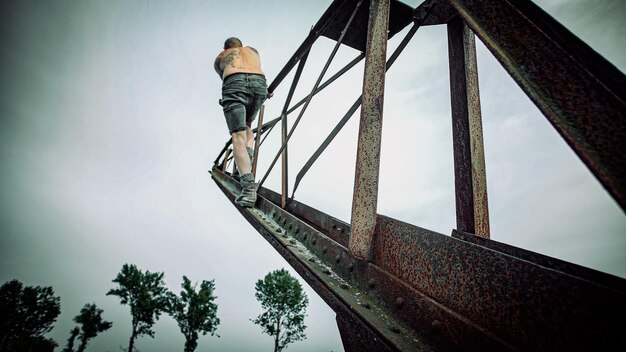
221, 49, 243, 70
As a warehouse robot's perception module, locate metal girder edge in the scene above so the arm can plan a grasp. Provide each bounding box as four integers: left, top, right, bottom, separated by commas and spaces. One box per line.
211, 167, 511, 351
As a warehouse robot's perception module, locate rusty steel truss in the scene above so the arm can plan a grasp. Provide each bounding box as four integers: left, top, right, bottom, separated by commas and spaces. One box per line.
211, 0, 626, 351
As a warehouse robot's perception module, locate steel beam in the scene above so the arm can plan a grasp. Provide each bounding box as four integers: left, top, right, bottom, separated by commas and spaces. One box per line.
350, 0, 390, 260
212, 166, 626, 351
449, 0, 626, 212
447, 17, 490, 237
372, 216, 626, 351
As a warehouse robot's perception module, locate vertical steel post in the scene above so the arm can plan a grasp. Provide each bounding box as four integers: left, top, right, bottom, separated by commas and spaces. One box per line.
349, 0, 390, 260
281, 112, 289, 208
447, 17, 490, 237
221, 148, 231, 172
252, 105, 264, 178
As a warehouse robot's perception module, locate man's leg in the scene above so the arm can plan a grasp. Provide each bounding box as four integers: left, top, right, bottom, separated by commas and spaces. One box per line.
232, 130, 251, 175
245, 122, 254, 149
245, 124, 254, 165
232, 129, 256, 207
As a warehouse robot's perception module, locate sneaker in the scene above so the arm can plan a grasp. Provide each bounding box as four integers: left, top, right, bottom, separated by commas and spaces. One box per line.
235, 173, 257, 207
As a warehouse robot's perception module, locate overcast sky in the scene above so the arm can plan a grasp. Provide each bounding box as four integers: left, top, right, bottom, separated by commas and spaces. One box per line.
1, 0, 624, 351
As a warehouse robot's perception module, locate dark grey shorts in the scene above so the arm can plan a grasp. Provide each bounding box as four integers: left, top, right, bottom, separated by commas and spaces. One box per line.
221, 73, 267, 134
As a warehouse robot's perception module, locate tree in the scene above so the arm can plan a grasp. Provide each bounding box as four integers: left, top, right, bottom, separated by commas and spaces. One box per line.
0, 279, 60, 352
62, 327, 80, 352
63, 303, 112, 352
252, 269, 309, 352
107, 264, 169, 352
167, 276, 220, 352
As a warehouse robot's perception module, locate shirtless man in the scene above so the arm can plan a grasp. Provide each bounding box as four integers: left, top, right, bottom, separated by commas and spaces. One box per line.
214, 37, 268, 207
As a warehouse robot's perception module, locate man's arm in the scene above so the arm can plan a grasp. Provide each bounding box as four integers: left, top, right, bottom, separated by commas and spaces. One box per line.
213, 53, 223, 79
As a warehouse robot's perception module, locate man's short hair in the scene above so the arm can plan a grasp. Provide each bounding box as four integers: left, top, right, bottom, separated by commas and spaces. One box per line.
224, 37, 242, 49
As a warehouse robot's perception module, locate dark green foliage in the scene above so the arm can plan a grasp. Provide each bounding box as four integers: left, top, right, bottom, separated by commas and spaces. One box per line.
107, 264, 169, 352
252, 269, 309, 352
0, 279, 60, 352
63, 303, 112, 352
167, 276, 220, 352
62, 327, 80, 352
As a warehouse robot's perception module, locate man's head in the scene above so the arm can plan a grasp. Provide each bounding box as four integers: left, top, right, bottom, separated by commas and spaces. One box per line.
224, 37, 242, 50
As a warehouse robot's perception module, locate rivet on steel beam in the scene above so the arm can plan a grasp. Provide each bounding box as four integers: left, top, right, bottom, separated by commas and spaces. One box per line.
276, 228, 283, 233
289, 239, 296, 244
335, 254, 341, 263
289, 224, 293, 230
431, 320, 442, 334
362, 303, 371, 309
303, 233, 308, 240
322, 247, 328, 254
308, 257, 315, 262
348, 263, 355, 272
395, 297, 404, 308
389, 326, 400, 334
331, 224, 337, 229
295, 227, 300, 234
282, 219, 287, 225
312, 238, 317, 245
368, 279, 376, 289
340, 283, 348, 289
323, 268, 331, 275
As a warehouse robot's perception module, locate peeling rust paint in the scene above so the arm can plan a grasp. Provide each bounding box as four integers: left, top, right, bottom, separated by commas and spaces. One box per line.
450, 0, 626, 211
447, 17, 490, 237
350, 0, 391, 261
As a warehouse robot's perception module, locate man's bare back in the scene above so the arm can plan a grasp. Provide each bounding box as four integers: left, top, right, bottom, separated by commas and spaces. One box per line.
214, 47, 264, 80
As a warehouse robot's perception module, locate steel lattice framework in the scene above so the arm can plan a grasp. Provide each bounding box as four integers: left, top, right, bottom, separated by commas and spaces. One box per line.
211, 0, 626, 350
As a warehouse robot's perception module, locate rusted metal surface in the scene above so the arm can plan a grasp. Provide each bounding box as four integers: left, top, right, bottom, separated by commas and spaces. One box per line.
252, 106, 264, 178
211, 168, 395, 351
292, 3, 436, 199
447, 17, 490, 237
212, 0, 626, 350
336, 313, 394, 352
349, 0, 390, 261
319, 0, 413, 52
373, 215, 626, 351
212, 164, 626, 350
212, 168, 429, 351
452, 229, 626, 292
259, 186, 351, 248
419, 0, 456, 26
213, 165, 626, 350
449, 0, 626, 211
